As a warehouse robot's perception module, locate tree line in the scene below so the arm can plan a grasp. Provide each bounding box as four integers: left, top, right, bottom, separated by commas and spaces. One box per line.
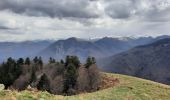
0, 56, 101, 95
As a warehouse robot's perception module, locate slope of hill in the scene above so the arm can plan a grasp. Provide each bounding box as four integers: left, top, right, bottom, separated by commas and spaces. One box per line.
0, 73, 170, 100
102, 38, 170, 84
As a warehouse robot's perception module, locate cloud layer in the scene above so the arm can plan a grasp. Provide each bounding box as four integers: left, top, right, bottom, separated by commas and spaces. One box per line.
0, 0, 170, 41
0, 0, 101, 18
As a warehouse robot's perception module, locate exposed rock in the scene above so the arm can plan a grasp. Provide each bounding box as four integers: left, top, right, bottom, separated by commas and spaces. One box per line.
0, 84, 5, 91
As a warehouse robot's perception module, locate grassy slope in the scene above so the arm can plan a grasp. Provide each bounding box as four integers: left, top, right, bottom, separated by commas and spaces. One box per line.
0, 73, 170, 100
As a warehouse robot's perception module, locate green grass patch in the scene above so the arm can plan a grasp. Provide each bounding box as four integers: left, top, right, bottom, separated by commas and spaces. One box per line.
0, 73, 170, 100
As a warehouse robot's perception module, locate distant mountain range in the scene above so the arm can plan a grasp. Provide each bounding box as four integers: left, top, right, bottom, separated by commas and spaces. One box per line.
38, 37, 151, 61
0, 35, 170, 62
38, 35, 170, 62
0, 41, 52, 62
101, 38, 170, 84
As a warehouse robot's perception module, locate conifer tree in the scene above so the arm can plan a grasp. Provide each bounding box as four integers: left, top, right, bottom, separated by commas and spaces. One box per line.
0, 57, 22, 88
33, 56, 38, 63
85, 57, 96, 68
49, 57, 56, 64
38, 57, 43, 66
17, 58, 24, 65
60, 59, 64, 64
63, 63, 78, 93
30, 67, 36, 84
25, 57, 31, 65
37, 74, 50, 92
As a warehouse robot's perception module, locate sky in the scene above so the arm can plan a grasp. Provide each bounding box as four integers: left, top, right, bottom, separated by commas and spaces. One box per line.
0, 0, 170, 42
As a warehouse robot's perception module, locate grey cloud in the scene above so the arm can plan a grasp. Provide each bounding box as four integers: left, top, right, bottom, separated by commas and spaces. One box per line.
0, 25, 16, 30
0, 26, 11, 30
105, 3, 132, 19
104, 0, 136, 19
0, 0, 169, 23
0, 0, 170, 42
141, 5, 170, 22
104, 0, 170, 22
0, 0, 100, 19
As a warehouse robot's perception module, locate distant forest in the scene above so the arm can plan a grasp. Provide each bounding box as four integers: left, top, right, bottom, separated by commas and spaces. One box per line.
0, 56, 101, 95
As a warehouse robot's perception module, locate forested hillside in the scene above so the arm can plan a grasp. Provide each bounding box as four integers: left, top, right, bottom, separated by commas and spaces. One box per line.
0, 56, 101, 95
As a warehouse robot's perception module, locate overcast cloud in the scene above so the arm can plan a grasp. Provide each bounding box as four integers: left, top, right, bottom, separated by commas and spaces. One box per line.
0, 0, 170, 41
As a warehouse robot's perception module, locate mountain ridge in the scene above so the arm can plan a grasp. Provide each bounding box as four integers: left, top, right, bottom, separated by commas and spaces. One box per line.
0, 35, 170, 63
38, 36, 161, 62
102, 38, 170, 84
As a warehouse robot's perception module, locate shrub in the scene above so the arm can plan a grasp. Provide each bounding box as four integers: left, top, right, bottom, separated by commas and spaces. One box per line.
77, 67, 89, 91
11, 73, 31, 90
50, 76, 64, 95
88, 64, 101, 91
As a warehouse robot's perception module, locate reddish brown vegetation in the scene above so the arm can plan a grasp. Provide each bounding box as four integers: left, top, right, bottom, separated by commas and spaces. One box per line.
23, 73, 120, 95
100, 74, 119, 89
